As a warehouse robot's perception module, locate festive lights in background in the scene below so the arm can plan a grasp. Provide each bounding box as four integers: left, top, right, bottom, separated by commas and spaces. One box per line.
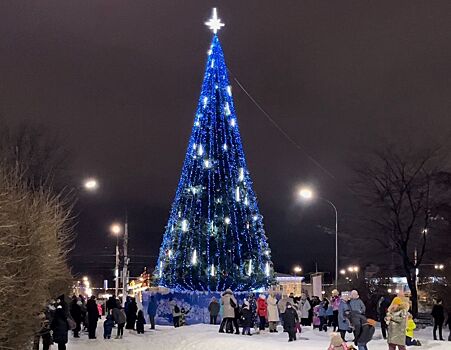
155, 9, 273, 292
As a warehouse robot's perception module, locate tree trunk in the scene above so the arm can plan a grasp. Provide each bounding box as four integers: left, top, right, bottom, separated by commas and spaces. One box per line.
405, 265, 418, 317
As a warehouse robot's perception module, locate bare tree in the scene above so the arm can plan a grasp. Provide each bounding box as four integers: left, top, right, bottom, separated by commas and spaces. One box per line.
352, 146, 451, 316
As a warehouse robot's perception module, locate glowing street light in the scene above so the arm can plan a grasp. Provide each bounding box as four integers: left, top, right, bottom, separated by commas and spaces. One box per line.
435, 264, 445, 270
83, 178, 99, 192
299, 187, 314, 200
340, 269, 346, 275
293, 266, 303, 276
110, 223, 122, 235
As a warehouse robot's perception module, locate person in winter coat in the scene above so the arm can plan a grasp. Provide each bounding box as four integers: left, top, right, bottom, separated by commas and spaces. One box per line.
147, 295, 157, 330
377, 295, 391, 339
257, 294, 268, 331
125, 297, 138, 330
112, 305, 126, 339
219, 289, 239, 334
431, 299, 445, 341
327, 302, 335, 327
248, 292, 258, 333
446, 310, 451, 341
331, 290, 341, 332
352, 314, 376, 350
313, 304, 321, 329
51, 306, 69, 350
299, 294, 311, 326
241, 300, 253, 336
169, 298, 182, 328
86, 295, 100, 339
136, 310, 145, 334
405, 313, 421, 346
319, 298, 329, 332
283, 302, 299, 342
69, 296, 82, 338
350, 290, 366, 341
278, 294, 289, 330
103, 311, 115, 339
267, 292, 279, 332
338, 294, 352, 341
208, 297, 220, 325
385, 297, 408, 350
328, 332, 349, 350
106, 295, 118, 314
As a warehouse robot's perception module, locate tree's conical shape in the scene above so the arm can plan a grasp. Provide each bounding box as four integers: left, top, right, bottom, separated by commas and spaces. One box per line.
155, 35, 273, 291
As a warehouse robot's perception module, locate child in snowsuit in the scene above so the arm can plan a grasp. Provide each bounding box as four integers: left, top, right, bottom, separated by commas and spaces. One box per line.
283, 302, 299, 342
136, 310, 145, 334
103, 312, 114, 339
241, 301, 253, 336
406, 314, 421, 346
319, 299, 329, 332
328, 332, 349, 350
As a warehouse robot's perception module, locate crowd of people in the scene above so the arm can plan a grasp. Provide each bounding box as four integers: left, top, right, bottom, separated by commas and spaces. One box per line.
34, 294, 155, 349
34, 290, 451, 349
202, 288, 451, 349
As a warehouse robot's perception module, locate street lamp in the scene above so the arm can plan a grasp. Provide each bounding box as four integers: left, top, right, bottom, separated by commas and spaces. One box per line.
434, 264, 445, 270
110, 223, 122, 297
293, 266, 302, 276
348, 265, 360, 279
298, 186, 339, 289
83, 178, 99, 192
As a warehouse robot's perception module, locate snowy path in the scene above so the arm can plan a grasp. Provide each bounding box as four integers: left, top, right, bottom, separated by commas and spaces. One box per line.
63, 323, 450, 350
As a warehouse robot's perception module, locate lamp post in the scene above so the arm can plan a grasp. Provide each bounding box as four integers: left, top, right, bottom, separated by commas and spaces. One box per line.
83, 177, 99, 192
293, 265, 302, 277
299, 187, 338, 289
110, 223, 122, 297
122, 214, 129, 307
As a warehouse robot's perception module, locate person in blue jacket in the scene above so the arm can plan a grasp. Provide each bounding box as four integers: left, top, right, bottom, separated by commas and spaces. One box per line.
103, 311, 115, 339
147, 295, 157, 330
319, 298, 328, 332
338, 294, 352, 341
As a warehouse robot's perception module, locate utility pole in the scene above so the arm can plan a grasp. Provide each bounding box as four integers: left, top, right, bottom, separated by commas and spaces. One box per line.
122, 214, 129, 306
115, 242, 119, 297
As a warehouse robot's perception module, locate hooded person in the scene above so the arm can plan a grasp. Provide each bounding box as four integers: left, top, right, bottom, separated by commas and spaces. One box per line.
103, 310, 115, 339
278, 294, 289, 331
69, 296, 82, 338
125, 297, 138, 330
299, 293, 311, 326
240, 300, 253, 336
267, 292, 279, 333
257, 294, 268, 331
51, 306, 69, 350
354, 316, 376, 350
283, 302, 299, 342
112, 305, 126, 339
385, 296, 409, 350
431, 298, 445, 341
219, 289, 239, 334
328, 332, 349, 350
349, 290, 366, 340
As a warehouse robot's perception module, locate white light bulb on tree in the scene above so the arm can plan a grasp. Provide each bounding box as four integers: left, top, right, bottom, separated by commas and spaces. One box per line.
265, 262, 270, 276
181, 219, 189, 232
247, 259, 253, 276
224, 217, 231, 225
191, 250, 197, 265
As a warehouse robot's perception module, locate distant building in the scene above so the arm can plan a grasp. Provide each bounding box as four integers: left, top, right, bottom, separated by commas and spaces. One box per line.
270, 273, 303, 296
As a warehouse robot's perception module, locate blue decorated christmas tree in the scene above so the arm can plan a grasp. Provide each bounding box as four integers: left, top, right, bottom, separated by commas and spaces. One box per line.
155, 9, 273, 292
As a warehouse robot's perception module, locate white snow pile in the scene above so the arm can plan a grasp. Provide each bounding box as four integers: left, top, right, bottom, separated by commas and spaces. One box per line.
62, 323, 449, 350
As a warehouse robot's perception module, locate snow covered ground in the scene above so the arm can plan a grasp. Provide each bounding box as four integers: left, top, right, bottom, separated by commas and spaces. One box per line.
62, 323, 450, 350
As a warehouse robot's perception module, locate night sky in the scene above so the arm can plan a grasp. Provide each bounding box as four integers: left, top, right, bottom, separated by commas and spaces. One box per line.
1, 1, 451, 284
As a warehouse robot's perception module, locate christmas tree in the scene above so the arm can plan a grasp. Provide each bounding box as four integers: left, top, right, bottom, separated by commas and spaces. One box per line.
155, 9, 273, 292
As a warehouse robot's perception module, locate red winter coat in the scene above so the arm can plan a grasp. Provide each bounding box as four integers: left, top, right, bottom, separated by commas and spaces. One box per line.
257, 298, 267, 317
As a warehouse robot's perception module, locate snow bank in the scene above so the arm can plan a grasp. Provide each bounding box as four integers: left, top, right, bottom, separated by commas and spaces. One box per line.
63, 323, 449, 350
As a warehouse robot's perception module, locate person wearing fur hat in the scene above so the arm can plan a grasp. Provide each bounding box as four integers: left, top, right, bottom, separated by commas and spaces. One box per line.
240, 300, 253, 336
283, 302, 299, 342
257, 294, 268, 331
267, 292, 279, 333
328, 332, 349, 350
385, 297, 408, 350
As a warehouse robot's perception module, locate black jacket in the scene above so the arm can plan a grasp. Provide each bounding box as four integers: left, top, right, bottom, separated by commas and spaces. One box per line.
356, 324, 375, 345
283, 307, 299, 328
70, 301, 82, 323
51, 308, 69, 344
241, 307, 253, 328
431, 304, 445, 321
86, 299, 99, 321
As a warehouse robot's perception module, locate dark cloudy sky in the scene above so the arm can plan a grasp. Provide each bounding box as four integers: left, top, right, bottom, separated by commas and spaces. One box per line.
1, 1, 451, 283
